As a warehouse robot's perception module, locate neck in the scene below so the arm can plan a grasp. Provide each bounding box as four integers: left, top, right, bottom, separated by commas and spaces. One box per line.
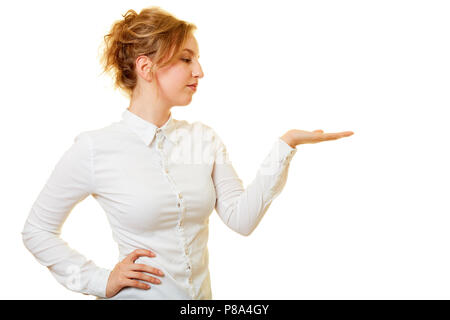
128, 93, 171, 128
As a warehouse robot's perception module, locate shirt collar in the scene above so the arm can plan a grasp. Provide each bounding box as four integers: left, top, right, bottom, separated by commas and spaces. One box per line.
121, 109, 179, 146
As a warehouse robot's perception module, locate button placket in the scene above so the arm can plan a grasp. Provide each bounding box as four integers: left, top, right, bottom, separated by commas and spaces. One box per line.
157, 134, 172, 179
156, 131, 165, 149
152, 127, 195, 297
160, 162, 193, 289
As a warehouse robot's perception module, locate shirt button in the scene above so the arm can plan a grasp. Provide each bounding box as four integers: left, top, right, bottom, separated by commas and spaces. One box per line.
164, 168, 169, 174
177, 203, 181, 208
178, 193, 182, 199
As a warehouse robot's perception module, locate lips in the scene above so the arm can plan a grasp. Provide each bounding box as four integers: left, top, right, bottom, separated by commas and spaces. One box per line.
187, 84, 197, 91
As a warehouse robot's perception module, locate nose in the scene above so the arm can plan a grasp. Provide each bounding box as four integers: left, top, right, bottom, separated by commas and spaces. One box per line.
193, 60, 204, 79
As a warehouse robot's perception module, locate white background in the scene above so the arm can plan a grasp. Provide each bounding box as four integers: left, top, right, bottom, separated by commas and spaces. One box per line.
1, 0, 449, 299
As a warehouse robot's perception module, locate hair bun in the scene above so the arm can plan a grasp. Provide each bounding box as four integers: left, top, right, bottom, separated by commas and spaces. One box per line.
122, 9, 138, 26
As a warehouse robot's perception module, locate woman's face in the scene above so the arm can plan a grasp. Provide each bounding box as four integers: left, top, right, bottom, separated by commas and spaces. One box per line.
154, 35, 203, 106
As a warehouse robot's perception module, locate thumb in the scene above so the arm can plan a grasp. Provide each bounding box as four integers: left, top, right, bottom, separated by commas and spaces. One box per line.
313, 129, 324, 133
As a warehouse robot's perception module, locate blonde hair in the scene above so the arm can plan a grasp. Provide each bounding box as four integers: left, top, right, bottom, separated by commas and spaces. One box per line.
99, 6, 197, 99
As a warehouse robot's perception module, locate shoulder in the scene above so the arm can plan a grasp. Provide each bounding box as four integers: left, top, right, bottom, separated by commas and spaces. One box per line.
74, 121, 130, 148
80, 121, 124, 139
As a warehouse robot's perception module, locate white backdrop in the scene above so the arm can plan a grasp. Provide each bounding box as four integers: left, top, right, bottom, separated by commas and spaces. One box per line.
1, 0, 449, 299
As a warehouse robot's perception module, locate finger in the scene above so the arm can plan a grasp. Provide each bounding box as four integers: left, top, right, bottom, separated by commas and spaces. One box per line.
126, 271, 161, 285
129, 263, 165, 277
124, 279, 151, 290
322, 131, 354, 140
338, 131, 354, 138
125, 249, 156, 263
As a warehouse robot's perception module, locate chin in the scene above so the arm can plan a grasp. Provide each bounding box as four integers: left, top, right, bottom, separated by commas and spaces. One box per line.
182, 97, 194, 106
175, 99, 192, 107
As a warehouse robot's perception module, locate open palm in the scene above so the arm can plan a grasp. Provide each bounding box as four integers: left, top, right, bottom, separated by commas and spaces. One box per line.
282, 129, 354, 147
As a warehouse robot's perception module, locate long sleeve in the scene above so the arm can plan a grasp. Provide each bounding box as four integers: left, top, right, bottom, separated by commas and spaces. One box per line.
21, 132, 111, 298
212, 132, 297, 236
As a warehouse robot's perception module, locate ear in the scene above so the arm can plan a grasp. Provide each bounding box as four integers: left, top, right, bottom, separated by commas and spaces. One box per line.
135, 55, 153, 81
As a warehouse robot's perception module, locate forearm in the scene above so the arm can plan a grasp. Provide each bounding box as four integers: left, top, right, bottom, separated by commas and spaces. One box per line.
214, 138, 297, 236
22, 217, 111, 297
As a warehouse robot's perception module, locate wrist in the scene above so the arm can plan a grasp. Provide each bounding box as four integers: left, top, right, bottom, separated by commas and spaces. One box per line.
280, 132, 297, 149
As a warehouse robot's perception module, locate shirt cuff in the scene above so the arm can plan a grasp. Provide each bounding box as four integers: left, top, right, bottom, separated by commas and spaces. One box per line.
87, 267, 111, 298
277, 138, 297, 163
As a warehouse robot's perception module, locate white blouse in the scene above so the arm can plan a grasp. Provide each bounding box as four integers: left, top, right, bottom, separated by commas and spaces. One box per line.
22, 109, 297, 300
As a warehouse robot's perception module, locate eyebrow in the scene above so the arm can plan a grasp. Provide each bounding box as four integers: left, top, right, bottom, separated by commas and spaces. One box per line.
182, 49, 200, 58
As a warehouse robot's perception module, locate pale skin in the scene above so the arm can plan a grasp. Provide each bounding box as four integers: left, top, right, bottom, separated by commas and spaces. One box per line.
280, 129, 354, 148
105, 34, 354, 298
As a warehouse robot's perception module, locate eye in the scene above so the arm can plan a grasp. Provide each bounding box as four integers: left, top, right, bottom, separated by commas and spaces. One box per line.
181, 58, 192, 63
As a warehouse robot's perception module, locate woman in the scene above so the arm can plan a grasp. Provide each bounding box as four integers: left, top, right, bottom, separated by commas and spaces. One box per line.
21, 6, 354, 300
